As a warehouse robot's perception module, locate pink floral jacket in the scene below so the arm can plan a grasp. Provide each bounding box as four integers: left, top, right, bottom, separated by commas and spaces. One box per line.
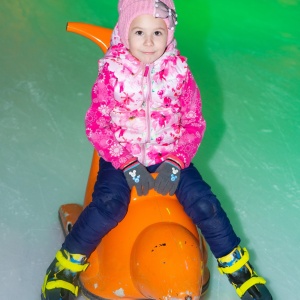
85, 28, 206, 169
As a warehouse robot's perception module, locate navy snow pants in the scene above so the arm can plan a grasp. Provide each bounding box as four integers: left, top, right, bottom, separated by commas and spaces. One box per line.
63, 158, 240, 259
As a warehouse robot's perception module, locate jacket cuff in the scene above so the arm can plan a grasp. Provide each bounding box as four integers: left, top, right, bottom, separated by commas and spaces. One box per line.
120, 157, 139, 171
165, 155, 185, 169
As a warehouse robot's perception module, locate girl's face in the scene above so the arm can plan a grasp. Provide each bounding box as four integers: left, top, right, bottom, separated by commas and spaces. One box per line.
128, 14, 168, 64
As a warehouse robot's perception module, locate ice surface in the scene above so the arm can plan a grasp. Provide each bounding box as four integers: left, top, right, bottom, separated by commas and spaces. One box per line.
1, 0, 299, 299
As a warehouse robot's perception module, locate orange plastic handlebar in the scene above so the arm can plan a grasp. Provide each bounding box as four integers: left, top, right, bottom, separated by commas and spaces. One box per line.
66, 22, 113, 54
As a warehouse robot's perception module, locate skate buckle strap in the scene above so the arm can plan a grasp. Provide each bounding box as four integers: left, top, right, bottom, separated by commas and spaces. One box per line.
236, 276, 267, 297
218, 247, 267, 298
56, 250, 89, 272
218, 247, 249, 275
42, 271, 79, 297
44, 278, 79, 296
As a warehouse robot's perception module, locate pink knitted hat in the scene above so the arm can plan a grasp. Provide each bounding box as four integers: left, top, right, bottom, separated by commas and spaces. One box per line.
118, 0, 177, 48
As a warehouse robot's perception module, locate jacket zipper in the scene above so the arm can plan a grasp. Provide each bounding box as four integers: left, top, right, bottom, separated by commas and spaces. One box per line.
142, 64, 151, 164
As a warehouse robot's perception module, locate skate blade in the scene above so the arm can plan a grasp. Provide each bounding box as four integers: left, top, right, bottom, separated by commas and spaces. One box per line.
241, 284, 273, 300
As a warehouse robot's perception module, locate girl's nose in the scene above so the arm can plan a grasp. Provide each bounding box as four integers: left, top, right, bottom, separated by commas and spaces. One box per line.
144, 35, 154, 46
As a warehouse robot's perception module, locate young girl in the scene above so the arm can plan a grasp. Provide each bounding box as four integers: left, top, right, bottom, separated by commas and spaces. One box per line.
41, 1, 272, 299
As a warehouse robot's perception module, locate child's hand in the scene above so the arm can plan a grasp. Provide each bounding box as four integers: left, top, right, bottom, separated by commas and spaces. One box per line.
122, 160, 154, 196
154, 159, 181, 196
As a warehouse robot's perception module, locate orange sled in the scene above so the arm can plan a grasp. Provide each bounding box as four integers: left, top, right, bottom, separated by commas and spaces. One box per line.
59, 23, 210, 300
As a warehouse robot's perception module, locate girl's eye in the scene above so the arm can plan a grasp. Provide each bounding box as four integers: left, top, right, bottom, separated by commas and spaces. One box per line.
154, 31, 162, 36
135, 30, 143, 36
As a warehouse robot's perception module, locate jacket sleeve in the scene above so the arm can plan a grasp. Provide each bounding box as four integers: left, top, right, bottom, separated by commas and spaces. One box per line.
85, 61, 134, 169
166, 69, 206, 167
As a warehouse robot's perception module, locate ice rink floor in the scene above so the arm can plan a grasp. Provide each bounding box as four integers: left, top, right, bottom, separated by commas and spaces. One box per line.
1, 0, 299, 299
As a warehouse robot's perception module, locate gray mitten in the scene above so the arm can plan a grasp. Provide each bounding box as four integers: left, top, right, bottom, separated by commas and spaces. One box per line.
122, 160, 154, 196
154, 159, 181, 196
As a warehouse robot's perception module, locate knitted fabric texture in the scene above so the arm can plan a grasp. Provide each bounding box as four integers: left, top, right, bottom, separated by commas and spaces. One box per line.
117, 0, 176, 48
